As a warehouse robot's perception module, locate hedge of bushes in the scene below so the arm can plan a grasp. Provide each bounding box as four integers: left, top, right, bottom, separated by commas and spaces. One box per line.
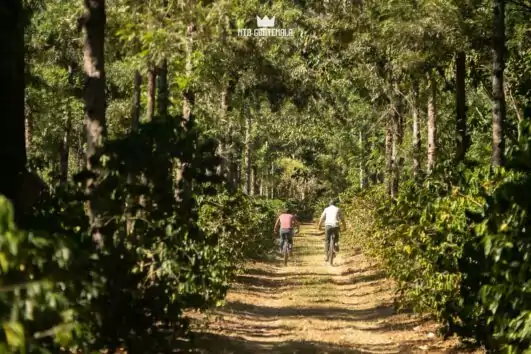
341, 148, 531, 353
0, 118, 281, 353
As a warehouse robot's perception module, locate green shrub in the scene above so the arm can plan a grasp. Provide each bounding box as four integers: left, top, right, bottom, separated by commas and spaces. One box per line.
0, 117, 281, 353
198, 191, 283, 261
344, 136, 531, 353
341, 164, 489, 340
0, 195, 83, 353
456, 122, 531, 352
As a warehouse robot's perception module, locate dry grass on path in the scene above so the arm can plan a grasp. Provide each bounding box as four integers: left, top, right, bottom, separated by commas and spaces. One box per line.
180, 225, 485, 354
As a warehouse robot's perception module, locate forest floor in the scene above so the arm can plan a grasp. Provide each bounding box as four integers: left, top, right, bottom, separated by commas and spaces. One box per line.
179, 224, 485, 353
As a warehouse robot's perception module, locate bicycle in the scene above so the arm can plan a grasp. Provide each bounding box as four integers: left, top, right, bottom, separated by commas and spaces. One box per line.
281, 232, 292, 266
327, 233, 336, 266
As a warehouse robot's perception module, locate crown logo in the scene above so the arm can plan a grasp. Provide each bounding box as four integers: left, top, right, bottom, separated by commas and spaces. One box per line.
256, 16, 275, 28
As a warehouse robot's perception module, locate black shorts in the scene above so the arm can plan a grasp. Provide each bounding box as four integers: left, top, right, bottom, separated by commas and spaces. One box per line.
325, 226, 339, 242
280, 228, 293, 243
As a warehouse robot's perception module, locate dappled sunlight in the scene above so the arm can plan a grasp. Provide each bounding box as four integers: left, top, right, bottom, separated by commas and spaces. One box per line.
185, 225, 480, 353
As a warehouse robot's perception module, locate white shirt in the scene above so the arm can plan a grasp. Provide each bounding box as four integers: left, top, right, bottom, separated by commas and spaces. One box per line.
321, 205, 341, 227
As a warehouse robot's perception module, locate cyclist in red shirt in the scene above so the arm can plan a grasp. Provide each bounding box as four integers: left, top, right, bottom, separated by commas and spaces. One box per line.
273, 207, 300, 254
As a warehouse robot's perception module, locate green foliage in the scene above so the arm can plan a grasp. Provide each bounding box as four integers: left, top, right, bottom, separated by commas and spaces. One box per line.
455, 122, 531, 352
199, 191, 283, 260
344, 136, 531, 353
0, 116, 281, 353
14, 0, 531, 352
342, 170, 481, 338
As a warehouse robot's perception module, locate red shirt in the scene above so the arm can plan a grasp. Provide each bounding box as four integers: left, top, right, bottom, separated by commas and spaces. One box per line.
279, 213, 295, 229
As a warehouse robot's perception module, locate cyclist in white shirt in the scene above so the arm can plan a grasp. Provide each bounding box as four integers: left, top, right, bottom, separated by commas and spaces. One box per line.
317, 199, 346, 262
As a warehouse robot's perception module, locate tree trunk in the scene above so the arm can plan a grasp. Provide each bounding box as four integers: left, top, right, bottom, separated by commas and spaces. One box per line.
427, 74, 437, 174
59, 64, 77, 185
236, 161, 241, 189
252, 165, 260, 195
82, 0, 107, 246
249, 165, 256, 196
391, 102, 400, 199
455, 51, 469, 162
174, 22, 195, 202
25, 113, 32, 155
270, 163, 275, 198
182, 23, 195, 123
131, 70, 141, 130
412, 80, 421, 177
0, 0, 27, 219
227, 122, 238, 192
146, 64, 156, 122
156, 0, 169, 118
156, 59, 168, 117
492, 0, 506, 167
59, 116, 71, 185
77, 135, 85, 172
217, 87, 229, 176
127, 70, 142, 236
244, 106, 252, 195
385, 116, 392, 195
396, 95, 404, 146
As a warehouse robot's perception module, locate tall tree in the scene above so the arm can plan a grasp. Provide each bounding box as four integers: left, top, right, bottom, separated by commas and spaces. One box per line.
0, 0, 27, 216
82, 0, 107, 245
411, 80, 421, 177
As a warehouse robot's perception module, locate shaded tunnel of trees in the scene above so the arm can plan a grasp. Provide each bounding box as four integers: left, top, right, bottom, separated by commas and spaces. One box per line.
1, 0, 531, 352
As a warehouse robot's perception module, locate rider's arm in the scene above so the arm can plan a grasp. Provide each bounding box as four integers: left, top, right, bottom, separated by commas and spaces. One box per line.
317, 210, 325, 229
274, 217, 280, 234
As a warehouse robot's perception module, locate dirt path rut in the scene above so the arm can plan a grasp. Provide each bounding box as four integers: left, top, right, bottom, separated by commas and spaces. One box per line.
184, 224, 482, 353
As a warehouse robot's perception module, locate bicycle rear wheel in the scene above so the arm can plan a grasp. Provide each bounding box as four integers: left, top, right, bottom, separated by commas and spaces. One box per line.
328, 235, 335, 266
283, 238, 289, 266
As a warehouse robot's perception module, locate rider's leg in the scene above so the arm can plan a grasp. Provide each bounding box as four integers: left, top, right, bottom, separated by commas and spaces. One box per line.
287, 231, 293, 254
280, 229, 289, 252
324, 226, 331, 261
334, 227, 339, 252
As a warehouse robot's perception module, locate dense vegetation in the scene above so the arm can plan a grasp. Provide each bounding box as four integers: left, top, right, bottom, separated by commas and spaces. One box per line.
1, 0, 531, 352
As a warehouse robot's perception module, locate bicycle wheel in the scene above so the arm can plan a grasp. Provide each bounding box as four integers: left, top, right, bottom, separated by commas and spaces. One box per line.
328, 234, 335, 266
283, 237, 289, 266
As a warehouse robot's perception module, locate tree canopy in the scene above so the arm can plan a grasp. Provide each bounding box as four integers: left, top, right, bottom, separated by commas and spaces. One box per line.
1, 0, 531, 352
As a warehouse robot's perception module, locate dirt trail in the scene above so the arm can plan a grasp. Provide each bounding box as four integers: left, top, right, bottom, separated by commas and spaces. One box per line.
183, 224, 483, 353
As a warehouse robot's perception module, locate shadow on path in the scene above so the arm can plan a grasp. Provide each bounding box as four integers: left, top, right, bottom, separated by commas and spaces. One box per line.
223, 301, 395, 323
176, 333, 441, 354
182, 225, 476, 354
